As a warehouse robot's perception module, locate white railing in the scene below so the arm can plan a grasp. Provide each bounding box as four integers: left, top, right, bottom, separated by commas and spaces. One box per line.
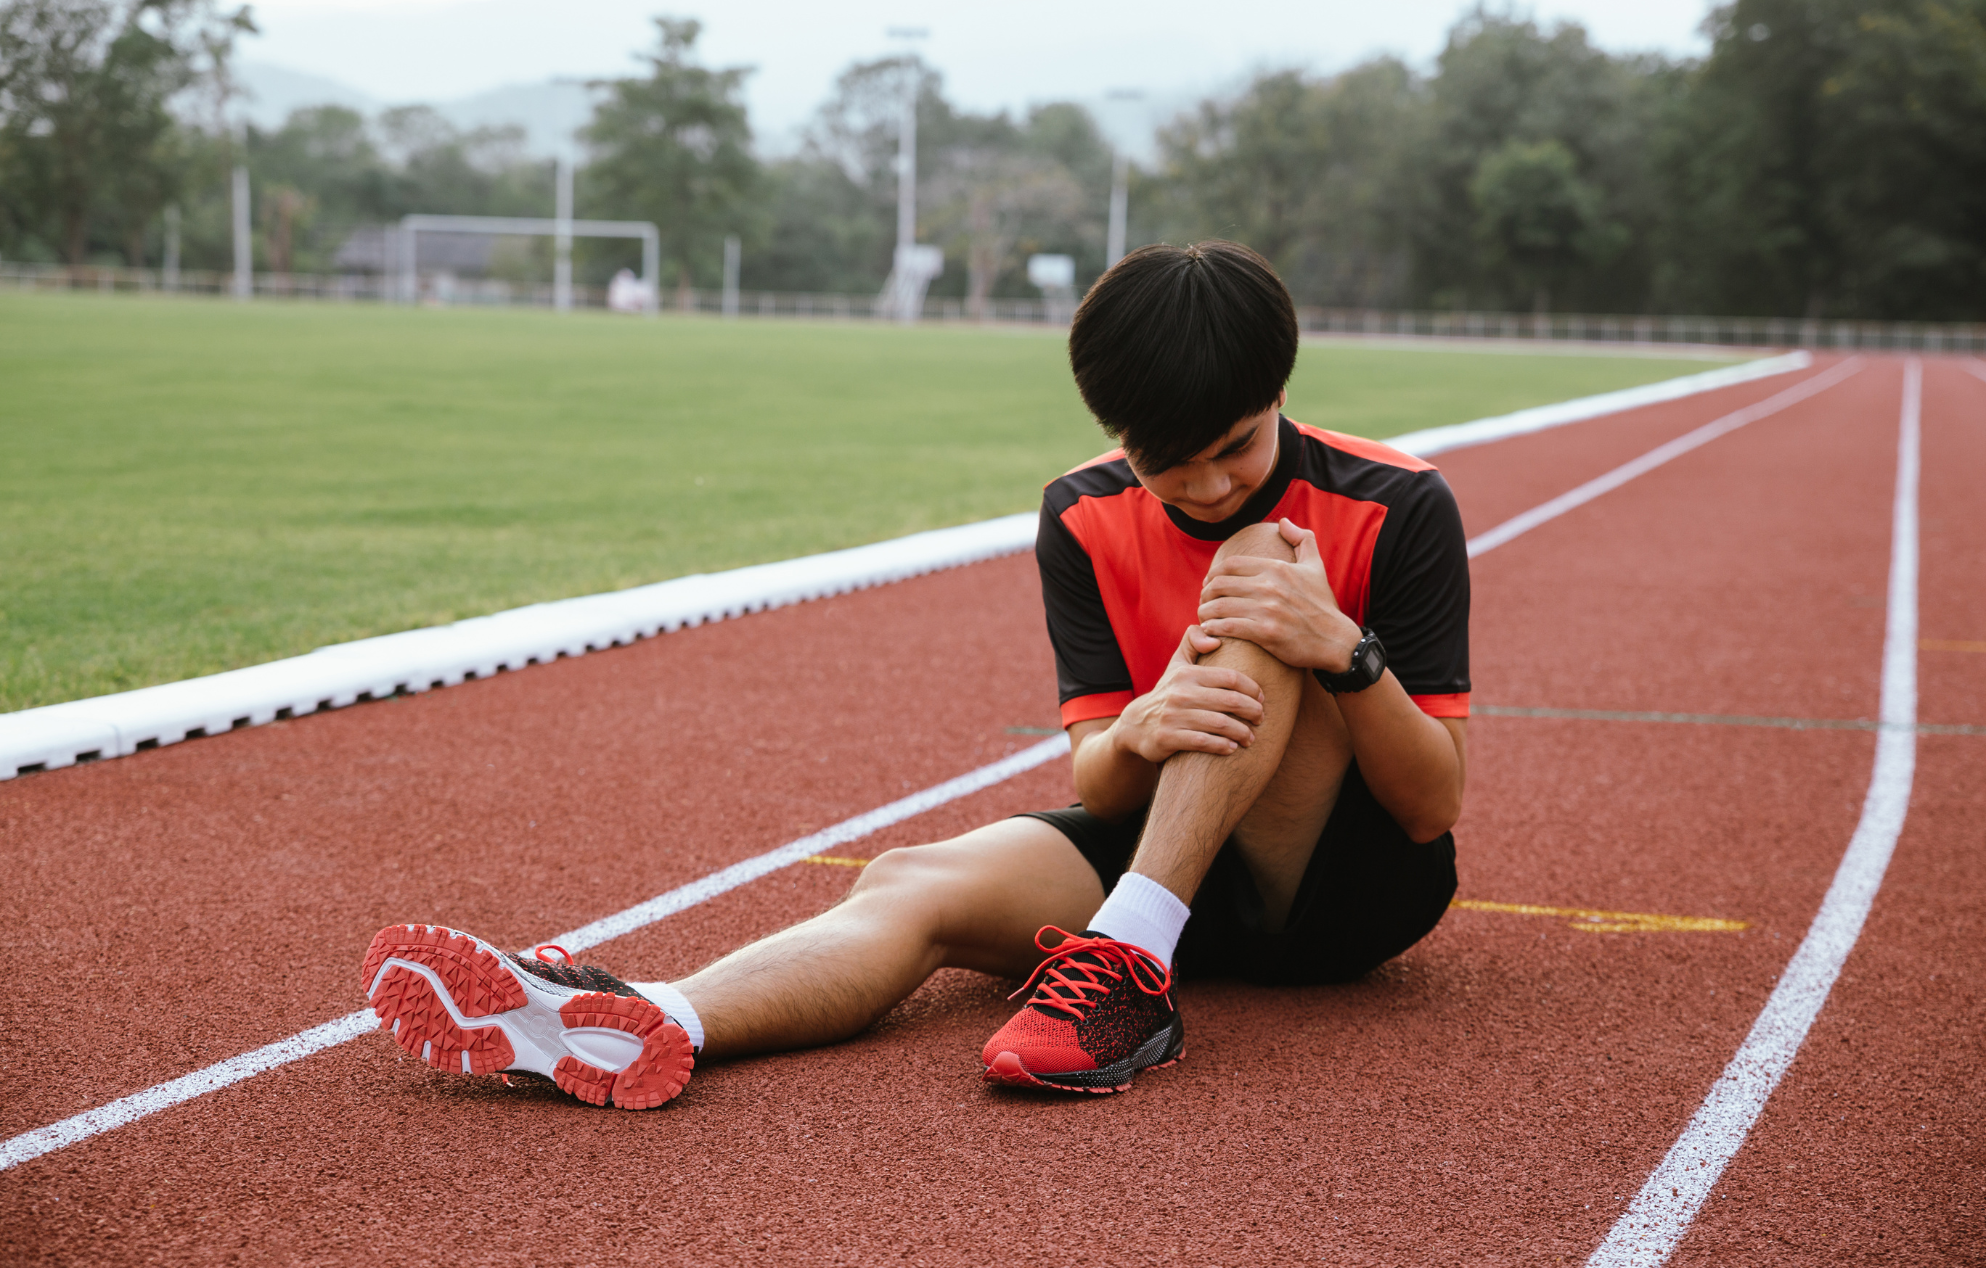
4, 261, 1982, 352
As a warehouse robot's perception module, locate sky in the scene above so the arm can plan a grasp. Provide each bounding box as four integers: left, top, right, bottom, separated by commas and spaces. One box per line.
238, 0, 1719, 152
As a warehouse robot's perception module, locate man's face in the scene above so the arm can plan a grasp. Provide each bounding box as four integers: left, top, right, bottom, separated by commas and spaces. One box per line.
1125, 392, 1285, 523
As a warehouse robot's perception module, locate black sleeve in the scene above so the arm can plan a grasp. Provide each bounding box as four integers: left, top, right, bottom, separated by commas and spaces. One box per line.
1036, 496, 1133, 707
1366, 470, 1471, 699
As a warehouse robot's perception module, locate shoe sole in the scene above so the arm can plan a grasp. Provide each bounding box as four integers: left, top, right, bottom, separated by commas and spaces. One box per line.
361, 924, 694, 1110
982, 1014, 1186, 1094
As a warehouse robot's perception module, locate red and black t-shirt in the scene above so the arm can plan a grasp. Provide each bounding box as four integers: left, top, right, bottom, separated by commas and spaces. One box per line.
1038, 416, 1471, 728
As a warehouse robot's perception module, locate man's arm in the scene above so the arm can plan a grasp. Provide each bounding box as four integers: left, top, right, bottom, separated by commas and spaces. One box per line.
1332, 680, 1466, 843
1067, 626, 1265, 823
1197, 517, 1466, 843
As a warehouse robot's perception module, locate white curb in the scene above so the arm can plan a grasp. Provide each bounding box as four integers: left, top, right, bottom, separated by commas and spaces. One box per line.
0, 350, 1814, 780
0, 514, 1036, 778
1388, 350, 1811, 456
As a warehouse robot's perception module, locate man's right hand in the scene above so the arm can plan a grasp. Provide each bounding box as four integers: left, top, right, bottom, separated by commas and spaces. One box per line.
1111, 626, 1266, 762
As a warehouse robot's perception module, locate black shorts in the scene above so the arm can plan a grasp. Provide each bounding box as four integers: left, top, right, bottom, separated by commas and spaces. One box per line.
1016, 762, 1457, 986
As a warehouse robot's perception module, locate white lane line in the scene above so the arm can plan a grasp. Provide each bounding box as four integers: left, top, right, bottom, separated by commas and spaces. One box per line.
0, 359, 1857, 1174
1586, 359, 1921, 1267
1391, 350, 1811, 458
1465, 358, 1861, 558
0, 735, 1071, 1174
2, 348, 1810, 781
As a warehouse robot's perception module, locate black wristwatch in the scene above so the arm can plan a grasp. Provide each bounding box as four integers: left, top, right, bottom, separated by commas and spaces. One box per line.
1314, 628, 1386, 694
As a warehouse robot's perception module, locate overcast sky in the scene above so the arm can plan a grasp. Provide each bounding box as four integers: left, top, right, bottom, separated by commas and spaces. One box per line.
241, 0, 1718, 150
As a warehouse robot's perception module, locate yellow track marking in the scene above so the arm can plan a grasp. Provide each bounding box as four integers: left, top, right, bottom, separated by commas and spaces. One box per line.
1451, 898, 1747, 934
1921, 639, 1986, 653
800, 853, 1742, 933
799, 854, 1745, 935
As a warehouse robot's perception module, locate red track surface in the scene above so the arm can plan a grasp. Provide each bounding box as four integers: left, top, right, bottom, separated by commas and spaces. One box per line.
2, 357, 1979, 1264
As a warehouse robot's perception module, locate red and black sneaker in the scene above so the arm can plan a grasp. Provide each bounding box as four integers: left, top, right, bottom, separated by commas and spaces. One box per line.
980, 926, 1184, 1093
361, 924, 695, 1110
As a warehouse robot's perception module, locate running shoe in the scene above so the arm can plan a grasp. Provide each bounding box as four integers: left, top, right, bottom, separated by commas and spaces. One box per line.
980, 926, 1184, 1093
361, 924, 694, 1110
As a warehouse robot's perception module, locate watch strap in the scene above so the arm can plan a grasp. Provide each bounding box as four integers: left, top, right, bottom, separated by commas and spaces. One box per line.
1314, 628, 1386, 694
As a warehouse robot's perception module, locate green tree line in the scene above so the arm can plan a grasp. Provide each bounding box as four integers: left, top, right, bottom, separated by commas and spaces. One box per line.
3, 2, 1981, 318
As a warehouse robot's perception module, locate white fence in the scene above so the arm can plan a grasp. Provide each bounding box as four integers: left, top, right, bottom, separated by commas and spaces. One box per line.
5, 260, 1983, 352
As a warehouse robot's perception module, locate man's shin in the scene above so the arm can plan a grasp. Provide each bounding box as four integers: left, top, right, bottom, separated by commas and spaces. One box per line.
1129, 634, 1307, 901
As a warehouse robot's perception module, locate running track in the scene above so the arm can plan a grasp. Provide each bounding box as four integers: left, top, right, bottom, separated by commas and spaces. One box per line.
1, 355, 1979, 1264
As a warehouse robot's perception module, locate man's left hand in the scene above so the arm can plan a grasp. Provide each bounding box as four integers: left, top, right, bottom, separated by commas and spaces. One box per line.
1197, 518, 1365, 673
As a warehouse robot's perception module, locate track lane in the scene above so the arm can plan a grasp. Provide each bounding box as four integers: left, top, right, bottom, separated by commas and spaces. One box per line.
0, 554, 1062, 1140
0, 363, 1840, 1145
1663, 358, 1986, 1264
1, 357, 1959, 1265
1434, 358, 1851, 540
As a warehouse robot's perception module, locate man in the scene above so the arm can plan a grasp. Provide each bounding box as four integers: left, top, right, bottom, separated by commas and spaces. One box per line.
360, 241, 1469, 1108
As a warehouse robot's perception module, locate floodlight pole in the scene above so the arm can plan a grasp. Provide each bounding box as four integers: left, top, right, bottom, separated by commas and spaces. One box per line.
163, 205, 181, 291
1102, 88, 1144, 272
895, 90, 917, 280
554, 155, 575, 312
643, 232, 660, 315
885, 27, 929, 325
1106, 149, 1129, 268
231, 164, 252, 300
722, 234, 740, 317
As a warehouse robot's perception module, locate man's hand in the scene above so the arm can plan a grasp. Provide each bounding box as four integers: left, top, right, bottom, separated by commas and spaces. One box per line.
1111, 626, 1267, 762
1197, 518, 1364, 673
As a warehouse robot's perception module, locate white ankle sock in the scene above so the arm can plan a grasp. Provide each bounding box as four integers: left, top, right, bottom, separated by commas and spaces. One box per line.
1087, 872, 1191, 968
630, 980, 705, 1051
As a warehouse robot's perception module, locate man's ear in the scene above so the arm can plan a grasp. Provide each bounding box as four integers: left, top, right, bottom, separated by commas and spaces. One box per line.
1277, 387, 1288, 409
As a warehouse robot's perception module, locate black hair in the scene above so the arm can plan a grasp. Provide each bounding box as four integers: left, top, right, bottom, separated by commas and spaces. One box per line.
1066, 240, 1299, 473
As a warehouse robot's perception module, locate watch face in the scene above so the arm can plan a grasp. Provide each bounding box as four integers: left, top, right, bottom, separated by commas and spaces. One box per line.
1360, 645, 1381, 677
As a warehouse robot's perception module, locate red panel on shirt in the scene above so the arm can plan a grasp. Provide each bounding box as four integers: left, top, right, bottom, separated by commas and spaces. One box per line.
1058, 483, 1389, 703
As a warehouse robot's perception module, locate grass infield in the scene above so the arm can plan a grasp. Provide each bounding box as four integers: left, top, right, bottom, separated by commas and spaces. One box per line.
0, 291, 1733, 711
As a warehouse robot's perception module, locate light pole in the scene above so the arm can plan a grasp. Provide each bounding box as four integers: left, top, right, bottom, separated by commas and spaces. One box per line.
1103, 89, 1144, 271
163, 205, 181, 291
722, 234, 740, 317
230, 122, 252, 300
883, 26, 938, 323
1106, 150, 1129, 268
554, 154, 574, 312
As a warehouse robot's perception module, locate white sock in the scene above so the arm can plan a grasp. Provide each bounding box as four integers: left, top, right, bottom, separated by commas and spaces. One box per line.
1087, 871, 1191, 968
630, 980, 705, 1051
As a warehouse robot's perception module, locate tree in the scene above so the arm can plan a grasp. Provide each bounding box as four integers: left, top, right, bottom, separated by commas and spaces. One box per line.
583, 17, 757, 288
799, 58, 1108, 300
1469, 137, 1621, 312
1659, 0, 1986, 319
1150, 61, 1423, 307
1414, 10, 1678, 311
926, 146, 1085, 316
0, 0, 250, 264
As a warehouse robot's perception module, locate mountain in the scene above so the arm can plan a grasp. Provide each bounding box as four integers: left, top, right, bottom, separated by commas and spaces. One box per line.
233, 62, 602, 158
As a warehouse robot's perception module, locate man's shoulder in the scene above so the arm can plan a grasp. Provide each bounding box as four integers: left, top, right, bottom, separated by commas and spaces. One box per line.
1043, 448, 1143, 517
1288, 421, 1437, 484
1283, 421, 1455, 521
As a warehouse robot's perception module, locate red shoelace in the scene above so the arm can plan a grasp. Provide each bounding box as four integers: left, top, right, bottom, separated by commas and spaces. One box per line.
1010, 926, 1172, 1019
533, 944, 575, 965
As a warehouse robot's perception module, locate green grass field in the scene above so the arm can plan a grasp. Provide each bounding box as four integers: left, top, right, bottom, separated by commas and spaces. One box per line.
0, 291, 1736, 711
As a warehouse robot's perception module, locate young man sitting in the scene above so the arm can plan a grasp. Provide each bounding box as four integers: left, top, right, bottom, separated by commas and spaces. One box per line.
359, 240, 1470, 1107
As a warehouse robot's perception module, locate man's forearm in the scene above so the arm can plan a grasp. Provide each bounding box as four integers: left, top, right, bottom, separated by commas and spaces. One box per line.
1333, 673, 1466, 843
1070, 722, 1160, 823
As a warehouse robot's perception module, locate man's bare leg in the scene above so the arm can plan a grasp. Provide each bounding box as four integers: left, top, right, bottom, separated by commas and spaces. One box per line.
1129, 522, 1353, 928
658, 817, 1105, 1061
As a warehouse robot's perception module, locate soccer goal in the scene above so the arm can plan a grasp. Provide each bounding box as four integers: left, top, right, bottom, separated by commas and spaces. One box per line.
390, 214, 662, 314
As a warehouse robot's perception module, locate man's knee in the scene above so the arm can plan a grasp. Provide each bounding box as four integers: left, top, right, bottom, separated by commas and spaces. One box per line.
1209, 520, 1294, 571
1200, 521, 1304, 679
847, 843, 971, 905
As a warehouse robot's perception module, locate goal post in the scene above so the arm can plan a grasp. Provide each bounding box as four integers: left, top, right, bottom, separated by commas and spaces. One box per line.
393, 214, 662, 314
